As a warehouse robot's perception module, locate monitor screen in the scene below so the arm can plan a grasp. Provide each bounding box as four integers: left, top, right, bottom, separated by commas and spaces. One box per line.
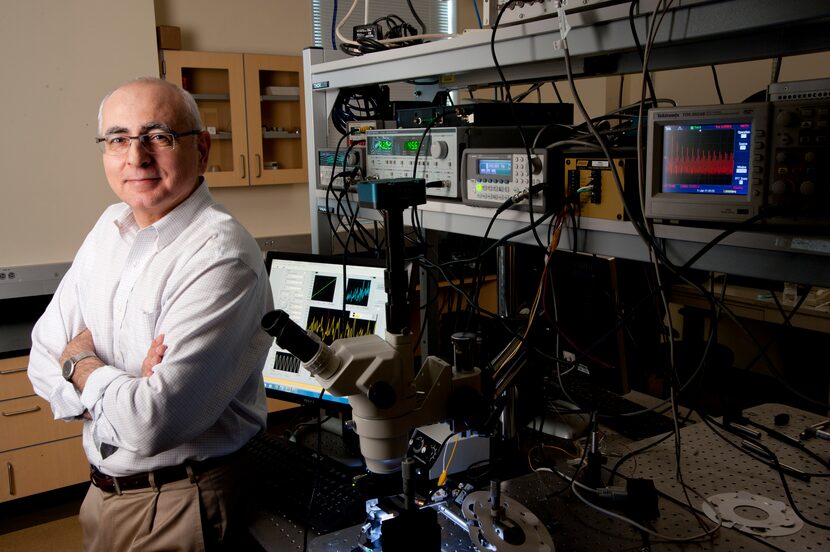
644, 103, 768, 224
262, 252, 388, 408
660, 122, 752, 196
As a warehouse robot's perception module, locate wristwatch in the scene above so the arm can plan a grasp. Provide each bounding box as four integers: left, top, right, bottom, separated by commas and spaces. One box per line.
62, 351, 97, 382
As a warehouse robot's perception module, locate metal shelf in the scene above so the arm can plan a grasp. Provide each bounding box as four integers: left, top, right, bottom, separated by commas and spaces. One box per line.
261, 94, 300, 102
305, 0, 830, 91
314, 192, 830, 286
262, 131, 301, 139
303, 0, 830, 285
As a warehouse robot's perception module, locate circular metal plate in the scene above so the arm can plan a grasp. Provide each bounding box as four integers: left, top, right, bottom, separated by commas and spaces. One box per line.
462, 490, 555, 552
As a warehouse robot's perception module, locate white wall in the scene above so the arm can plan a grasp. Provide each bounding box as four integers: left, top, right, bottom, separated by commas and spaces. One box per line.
1, 1, 159, 267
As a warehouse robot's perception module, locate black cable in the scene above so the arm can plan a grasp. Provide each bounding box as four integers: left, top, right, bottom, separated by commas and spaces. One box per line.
738, 415, 830, 470
710, 65, 724, 104
551, 81, 563, 103
770, 56, 782, 84
341, 12, 423, 56
331, 0, 338, 50
628, 0, 658, 105
331, 85, 384, 135
489, 0, 546, 250
325, 133, 353, 251
405, 0, 426, 34
618, 74, 625, 110
410, 121, 435, 248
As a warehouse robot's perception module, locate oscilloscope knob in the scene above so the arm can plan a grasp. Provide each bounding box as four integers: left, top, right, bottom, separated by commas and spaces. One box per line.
800, 180, 816, 196
430, 140, 449, 159
771, 179, 790, 195
345, 150, 361, 165
529, 156, 543, 175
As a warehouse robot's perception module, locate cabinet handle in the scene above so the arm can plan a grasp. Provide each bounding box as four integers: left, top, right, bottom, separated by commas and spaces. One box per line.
7, 462, 14, 496
256, 154, 262, 178
0, 367, 27, 375
2, 405, 40, 417
240, 155, 246, 179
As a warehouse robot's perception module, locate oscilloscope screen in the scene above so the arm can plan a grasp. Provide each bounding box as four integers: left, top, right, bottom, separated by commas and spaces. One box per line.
660, 123, 751, 196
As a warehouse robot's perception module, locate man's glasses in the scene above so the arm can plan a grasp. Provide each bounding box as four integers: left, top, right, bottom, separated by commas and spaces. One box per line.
96, 130, 201, 155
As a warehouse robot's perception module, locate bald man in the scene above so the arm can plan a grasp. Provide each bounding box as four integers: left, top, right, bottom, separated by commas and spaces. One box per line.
28, 77, 273, 551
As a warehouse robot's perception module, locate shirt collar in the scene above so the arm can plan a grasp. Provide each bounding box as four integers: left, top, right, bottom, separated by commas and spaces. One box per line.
112, 178, 214, 250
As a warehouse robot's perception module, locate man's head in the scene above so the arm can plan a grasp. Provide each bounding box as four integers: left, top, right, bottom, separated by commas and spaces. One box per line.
97, 78, 210, 228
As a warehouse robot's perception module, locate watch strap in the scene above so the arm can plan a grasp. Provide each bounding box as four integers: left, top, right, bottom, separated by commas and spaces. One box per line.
70, 351, 97, 365
64, 351, 97, 382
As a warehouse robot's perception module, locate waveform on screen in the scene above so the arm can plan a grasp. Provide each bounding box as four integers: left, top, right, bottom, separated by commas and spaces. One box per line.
311, 275, 337, 302
306, 306, 376, 344
345, 278, 371, 306
667, 145, 733, 177
665, 128, 734, 186
273, 352, 300, 373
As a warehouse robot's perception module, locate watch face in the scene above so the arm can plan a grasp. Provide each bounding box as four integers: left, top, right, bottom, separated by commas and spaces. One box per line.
62, 358, 74, 381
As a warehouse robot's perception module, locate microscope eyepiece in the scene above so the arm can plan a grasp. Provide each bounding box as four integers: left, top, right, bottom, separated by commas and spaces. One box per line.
261, 309, 320, 362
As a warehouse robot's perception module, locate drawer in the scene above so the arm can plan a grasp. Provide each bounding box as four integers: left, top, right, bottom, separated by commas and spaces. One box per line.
0, 395, 82, 451
0, 436, 89, 502
0, 356, 32, 401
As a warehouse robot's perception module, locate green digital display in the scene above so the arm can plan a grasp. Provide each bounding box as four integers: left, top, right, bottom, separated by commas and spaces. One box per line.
374, 140, 393, 151
404, 140, 421, 151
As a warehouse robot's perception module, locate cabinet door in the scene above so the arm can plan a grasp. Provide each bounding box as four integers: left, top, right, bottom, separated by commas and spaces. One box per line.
163, 50, 249, 187
1, 395, 83, 451
0, 356, 30, 402
0, 437, 89, 502
244, 54, 307, 186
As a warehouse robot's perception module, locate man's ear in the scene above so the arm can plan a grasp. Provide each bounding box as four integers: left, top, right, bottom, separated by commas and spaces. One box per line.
197, 131, 211, 173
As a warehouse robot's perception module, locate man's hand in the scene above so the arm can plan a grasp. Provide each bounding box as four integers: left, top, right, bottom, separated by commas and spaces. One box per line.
142, 334, 167, 377
60, 329, 104, 392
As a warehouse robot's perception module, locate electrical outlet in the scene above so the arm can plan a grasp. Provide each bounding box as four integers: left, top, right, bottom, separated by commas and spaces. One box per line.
256, 237, 278, 251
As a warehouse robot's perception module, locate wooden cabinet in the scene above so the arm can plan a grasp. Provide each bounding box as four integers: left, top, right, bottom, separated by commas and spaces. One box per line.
162, 50, 307, 188
0, 356, 88, 502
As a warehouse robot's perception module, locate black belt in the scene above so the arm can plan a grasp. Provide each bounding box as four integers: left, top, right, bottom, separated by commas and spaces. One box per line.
90, 452, 237, 494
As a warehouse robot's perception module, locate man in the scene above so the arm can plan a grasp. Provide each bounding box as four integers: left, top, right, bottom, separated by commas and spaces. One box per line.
27, 77, 273, 551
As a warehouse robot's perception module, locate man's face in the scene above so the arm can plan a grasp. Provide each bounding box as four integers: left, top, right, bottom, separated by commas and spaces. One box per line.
100, 81, 209, 227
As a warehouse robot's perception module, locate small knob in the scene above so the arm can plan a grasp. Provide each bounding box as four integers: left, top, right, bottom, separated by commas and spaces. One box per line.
771, 180, 789, 195
368, 381, 396, 410
775, 151, 788, 163
430, 140, 449, 159
345, 150, 360, 165
804, 151, 816, 163
800, 180, 816, 196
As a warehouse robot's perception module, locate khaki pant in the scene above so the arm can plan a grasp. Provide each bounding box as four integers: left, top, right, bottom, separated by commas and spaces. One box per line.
79, 457, 254, 552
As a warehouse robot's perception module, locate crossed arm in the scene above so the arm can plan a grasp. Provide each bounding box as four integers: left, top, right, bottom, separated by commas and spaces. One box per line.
60, 330, 167, 416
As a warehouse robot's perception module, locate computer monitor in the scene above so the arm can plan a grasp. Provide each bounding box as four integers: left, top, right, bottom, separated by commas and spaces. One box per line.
262, 251, 388, 408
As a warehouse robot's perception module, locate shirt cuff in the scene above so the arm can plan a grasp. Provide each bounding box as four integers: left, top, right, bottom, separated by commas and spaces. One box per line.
80, 365, 124, 412
47, 381, 87, 420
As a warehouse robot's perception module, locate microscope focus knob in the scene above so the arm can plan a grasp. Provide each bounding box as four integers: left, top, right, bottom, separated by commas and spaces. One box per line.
368, 381, 397, 410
